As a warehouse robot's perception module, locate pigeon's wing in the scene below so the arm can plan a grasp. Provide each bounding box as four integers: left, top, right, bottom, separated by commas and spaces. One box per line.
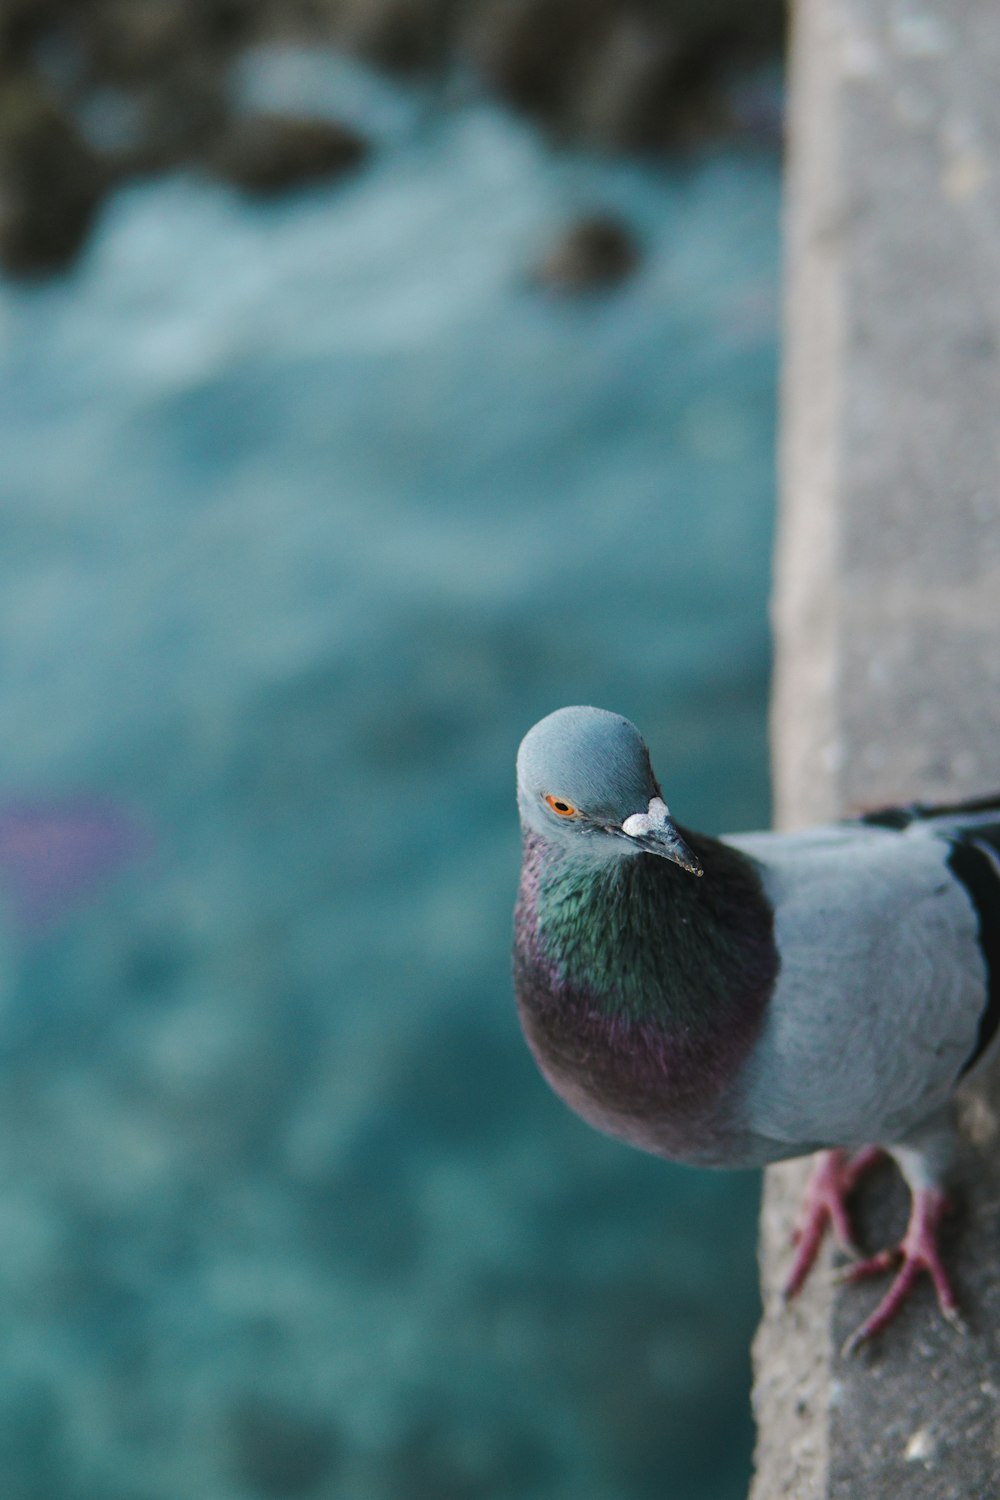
724, 814, 996, 1155
853, 794, 1000, 1084
857, 789, 1000, 833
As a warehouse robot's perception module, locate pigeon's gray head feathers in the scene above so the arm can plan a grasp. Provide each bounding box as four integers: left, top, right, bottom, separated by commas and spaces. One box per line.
516, 706, 702, 873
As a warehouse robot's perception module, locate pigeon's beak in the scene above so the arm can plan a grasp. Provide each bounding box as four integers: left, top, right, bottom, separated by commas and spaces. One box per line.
620, 797, 704, 876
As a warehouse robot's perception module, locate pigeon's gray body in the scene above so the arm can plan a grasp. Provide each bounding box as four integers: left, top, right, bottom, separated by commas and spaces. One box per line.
725, 818, 990, 1168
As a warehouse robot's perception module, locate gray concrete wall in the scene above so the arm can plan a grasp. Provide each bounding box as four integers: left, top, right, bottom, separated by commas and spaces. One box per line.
752, 0, 1000, 1493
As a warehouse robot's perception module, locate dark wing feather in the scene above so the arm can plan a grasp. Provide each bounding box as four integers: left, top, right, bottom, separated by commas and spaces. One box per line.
858, 791, 1000, 830
857, 794, 1000, 1076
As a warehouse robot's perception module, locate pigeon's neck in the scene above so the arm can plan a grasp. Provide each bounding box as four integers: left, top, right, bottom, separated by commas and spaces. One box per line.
517, 828, 777, 1027
514, 828, 778, 1151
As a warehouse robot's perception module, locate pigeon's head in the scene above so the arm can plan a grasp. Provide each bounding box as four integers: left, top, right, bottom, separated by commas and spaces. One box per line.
516, 706, 702, 874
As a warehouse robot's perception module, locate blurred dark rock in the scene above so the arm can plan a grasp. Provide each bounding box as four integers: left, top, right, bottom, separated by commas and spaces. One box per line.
0, 0, 54, 63
572, 12, 733, 150
0, 0, 784, 275
462, 0, 614, 128
463, 0, 783, 149
68, 0, 250, 84
534, 211, 639, 293
319, 0, 455, 74
208, 112, 369, 193
98, 71, 228, 171
75, 2, 212, 85
66, 2, 237, 170
0, 70, 108, 274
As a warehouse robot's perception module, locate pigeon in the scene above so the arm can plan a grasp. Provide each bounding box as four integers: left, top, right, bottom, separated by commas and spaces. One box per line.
513, 705, 1000, 1350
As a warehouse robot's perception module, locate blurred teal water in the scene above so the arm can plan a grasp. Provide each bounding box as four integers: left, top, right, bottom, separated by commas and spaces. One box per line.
0, 55, 779, 1500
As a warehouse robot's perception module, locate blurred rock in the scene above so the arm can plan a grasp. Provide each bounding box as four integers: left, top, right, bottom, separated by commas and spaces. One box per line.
319, 0, 454, 75
0, 70, 108, 275
0, 0, 785, 275
65, 0, 238, 169
462, 0, 612, 128
571, 13, 684, 148
78, 68, 229, 170
0, 0, 55, 64
534, 211, 639, 293
70, 0, 250, 85
464, 0, 783, 148
208, 112, 369, 193
572, 11, 733, 150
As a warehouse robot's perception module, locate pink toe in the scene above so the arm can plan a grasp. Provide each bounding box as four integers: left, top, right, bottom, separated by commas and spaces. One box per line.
841, 1186, 960, 1351
784, 1147, 883, 1299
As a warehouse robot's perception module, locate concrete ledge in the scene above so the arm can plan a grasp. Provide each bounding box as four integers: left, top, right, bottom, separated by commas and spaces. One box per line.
752, 0, 1000, 1493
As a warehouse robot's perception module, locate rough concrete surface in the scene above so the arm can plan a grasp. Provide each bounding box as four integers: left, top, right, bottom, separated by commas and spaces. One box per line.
754, 0, 1000, 1494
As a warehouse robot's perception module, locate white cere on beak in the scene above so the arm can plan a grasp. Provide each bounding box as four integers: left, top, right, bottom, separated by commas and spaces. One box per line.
621, 796, 670, 838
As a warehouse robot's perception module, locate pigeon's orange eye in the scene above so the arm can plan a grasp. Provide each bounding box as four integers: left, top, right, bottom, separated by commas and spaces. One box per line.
545, 795, 577, 817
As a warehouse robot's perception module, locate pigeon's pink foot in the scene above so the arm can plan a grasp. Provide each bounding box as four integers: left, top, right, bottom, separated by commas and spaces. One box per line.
784, 1147, 884, 1299
840, 1186, 962, 1354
